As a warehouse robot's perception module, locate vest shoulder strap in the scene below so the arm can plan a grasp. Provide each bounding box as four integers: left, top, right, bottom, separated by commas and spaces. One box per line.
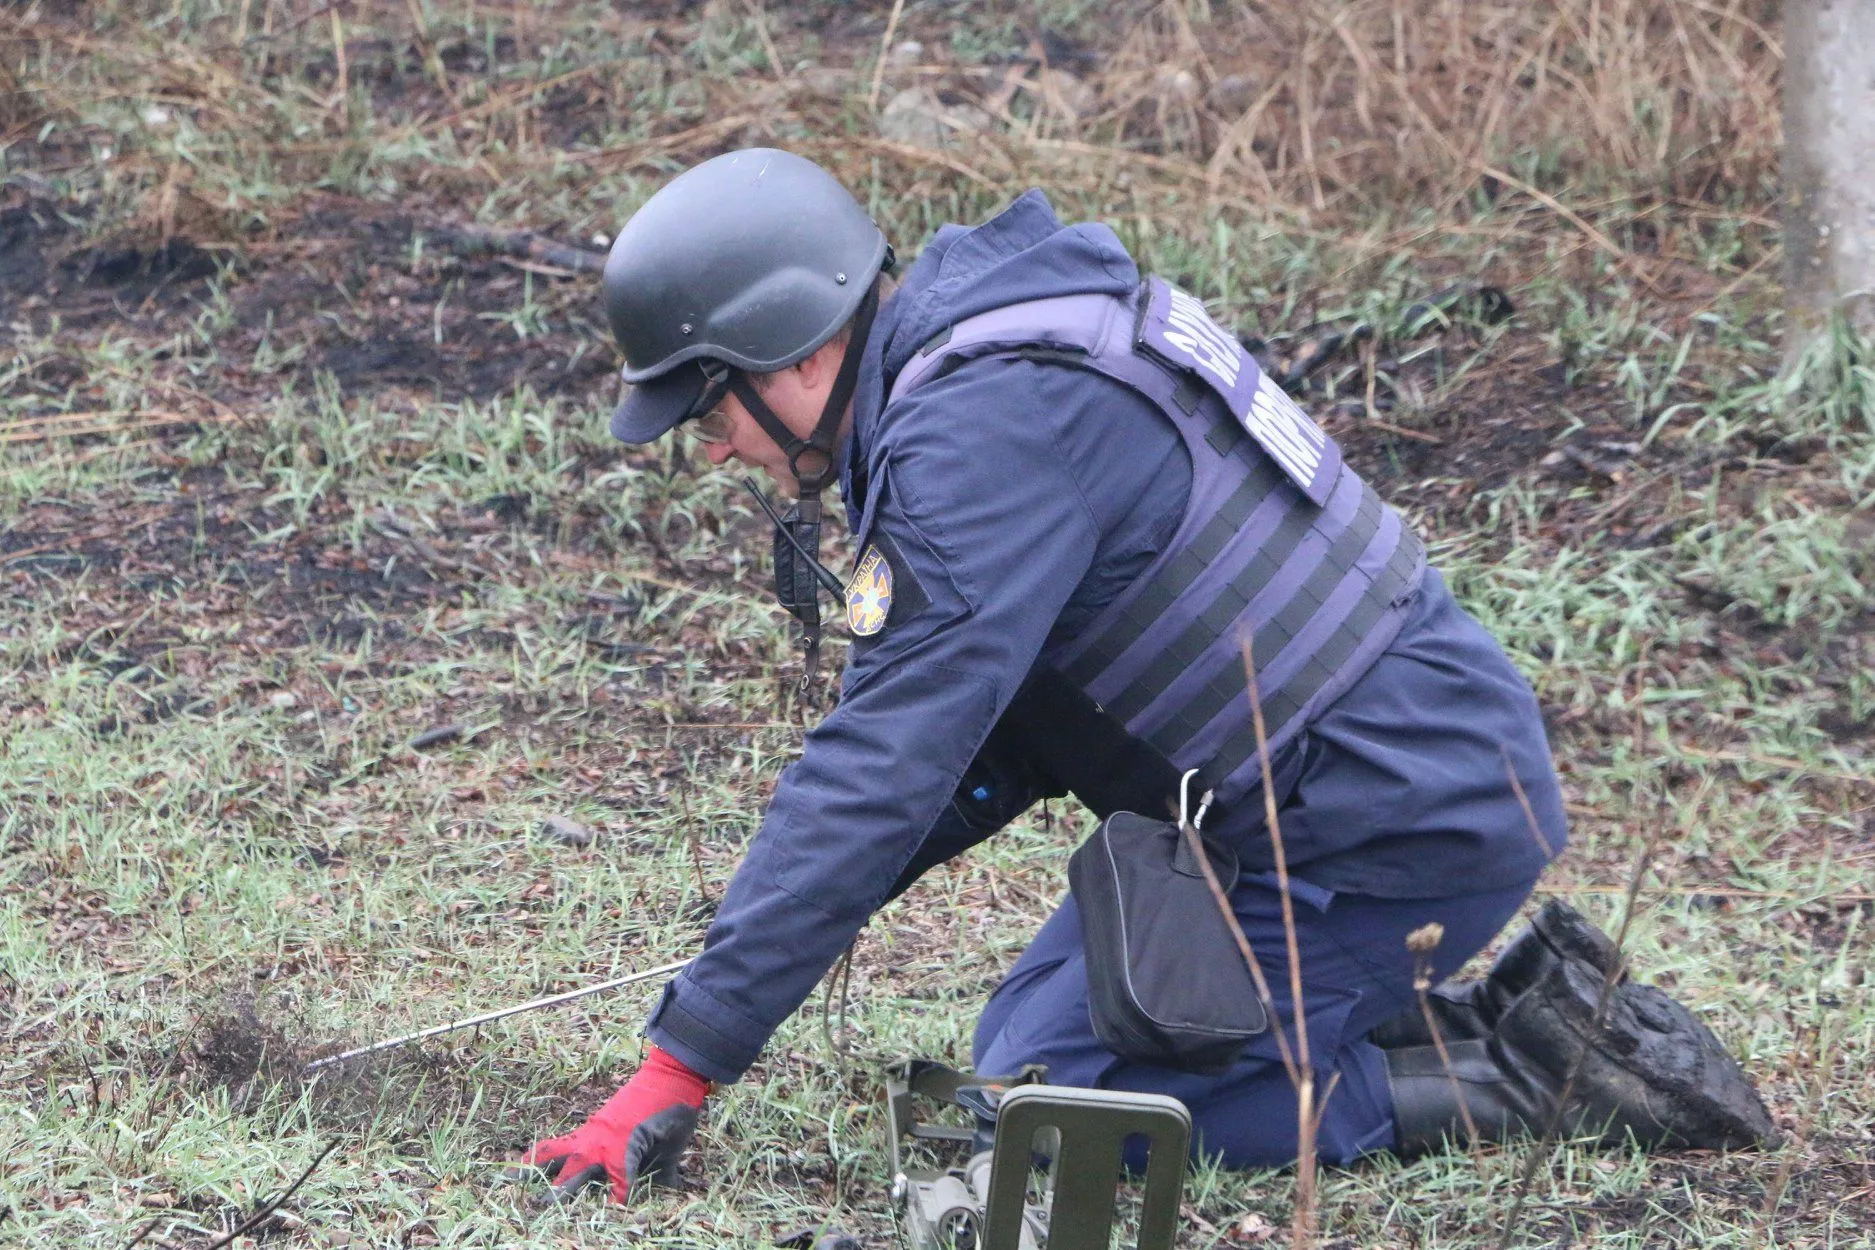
887, 289, 1140, 407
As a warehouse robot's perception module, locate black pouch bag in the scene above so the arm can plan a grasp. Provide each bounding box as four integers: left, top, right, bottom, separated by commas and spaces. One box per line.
1066, 811, 1269, 1073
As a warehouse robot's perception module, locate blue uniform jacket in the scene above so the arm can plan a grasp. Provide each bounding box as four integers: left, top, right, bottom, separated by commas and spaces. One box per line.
645, 192, 1565, 1084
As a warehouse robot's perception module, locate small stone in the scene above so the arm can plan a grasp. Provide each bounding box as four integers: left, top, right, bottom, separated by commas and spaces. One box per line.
889, 39, 923, 67
537, 815, 595, 849
797, 64, 848, 96
1153, 65, 1200, 102
1209, 72, 1258, 114
268, 691, 298, 710
1041, 69, 1097, 119
879, 87, 987, 149
880, 86, 950, 148
1230, 1212, 1278, 1242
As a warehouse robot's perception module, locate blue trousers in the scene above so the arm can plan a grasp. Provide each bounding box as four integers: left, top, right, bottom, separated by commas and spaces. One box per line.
973, 873, 1539, 1168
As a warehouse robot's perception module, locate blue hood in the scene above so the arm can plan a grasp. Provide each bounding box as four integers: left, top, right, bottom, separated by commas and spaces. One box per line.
877, 190, 1140, 379
841, 192, 1140, 514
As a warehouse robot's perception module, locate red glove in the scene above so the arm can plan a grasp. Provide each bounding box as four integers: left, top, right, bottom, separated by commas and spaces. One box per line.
519, 1046, 710, 1203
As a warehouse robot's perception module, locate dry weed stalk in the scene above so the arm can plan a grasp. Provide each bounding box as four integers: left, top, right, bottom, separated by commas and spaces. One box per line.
817, 941, 858, 1072
1404, 921, 1483, 1155
1241, 637, 1324, 1247
1178, 639, 1327, 1246
1749, 1022, 1832, 1249
866, 0, 906, 114
1491, 814, 1664, 1250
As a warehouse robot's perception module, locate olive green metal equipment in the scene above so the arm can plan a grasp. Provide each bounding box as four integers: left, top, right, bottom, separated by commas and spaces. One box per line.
884, 1060, 1191, 1250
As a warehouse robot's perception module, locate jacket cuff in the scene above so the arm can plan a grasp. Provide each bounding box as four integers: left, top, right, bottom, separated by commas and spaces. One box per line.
645, 975, 767, 1085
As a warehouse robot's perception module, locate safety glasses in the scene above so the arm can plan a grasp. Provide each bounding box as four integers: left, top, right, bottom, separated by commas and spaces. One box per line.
680, 406, 733, 444
679, 359, 734, 444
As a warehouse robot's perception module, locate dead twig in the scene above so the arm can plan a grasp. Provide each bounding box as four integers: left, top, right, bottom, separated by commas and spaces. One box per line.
1, 411, 236, 444
1673, 745, 1875, 789
867, 0, 907, 114
221, 0, 344, 49
1479, 164, 1665, 295
739, 0, 786, 83
1535, 883, 1875, 904
198, 1139, 339, 1250
120, 1217, 166, 1250
1179, 810, 1300, 1085
676, 771, 713, 904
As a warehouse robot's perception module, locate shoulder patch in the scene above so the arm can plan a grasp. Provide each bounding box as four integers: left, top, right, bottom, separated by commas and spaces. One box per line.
846, 546, 894, 636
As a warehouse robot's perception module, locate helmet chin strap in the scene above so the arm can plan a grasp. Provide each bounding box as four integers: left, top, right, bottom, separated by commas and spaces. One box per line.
728, 282, 880, 691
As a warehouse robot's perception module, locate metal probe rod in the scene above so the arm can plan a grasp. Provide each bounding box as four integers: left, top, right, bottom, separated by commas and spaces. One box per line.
303, 957, 693, 1073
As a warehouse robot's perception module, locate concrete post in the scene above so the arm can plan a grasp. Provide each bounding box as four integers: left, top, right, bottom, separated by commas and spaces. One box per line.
1783, 0, 1875, 361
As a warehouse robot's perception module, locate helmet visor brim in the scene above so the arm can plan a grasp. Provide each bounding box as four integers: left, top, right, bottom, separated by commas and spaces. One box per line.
609, 364, 708, 445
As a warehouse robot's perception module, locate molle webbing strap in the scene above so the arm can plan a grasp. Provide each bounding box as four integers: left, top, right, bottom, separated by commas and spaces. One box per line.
889, 283, 1428, 806
1197, 525, 1424, 792
1248, 527, 1423, 733
1138, 484, 1386, 745
1060, 453, 1290, 691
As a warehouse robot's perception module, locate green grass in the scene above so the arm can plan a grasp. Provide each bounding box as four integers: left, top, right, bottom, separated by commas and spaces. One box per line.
3, 1, 1870, 1246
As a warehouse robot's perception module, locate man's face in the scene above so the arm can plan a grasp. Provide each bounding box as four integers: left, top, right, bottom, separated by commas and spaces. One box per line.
692, 338, 847, 496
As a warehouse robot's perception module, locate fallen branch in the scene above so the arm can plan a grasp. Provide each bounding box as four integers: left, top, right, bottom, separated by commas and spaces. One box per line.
424, 224, 606, 275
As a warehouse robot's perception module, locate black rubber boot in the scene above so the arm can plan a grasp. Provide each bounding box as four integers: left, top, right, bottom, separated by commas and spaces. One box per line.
1369, 900, 1627, 1051
1387, 1037, 1547, 1154
1492, 953, 1777, 1150
1367, 981, 1494, 1051
1386, 953, 1777, 1156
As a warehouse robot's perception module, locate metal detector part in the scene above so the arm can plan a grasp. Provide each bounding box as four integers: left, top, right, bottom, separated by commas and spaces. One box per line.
984, 1085, 1190, 1250
888, 1061, 1043, 1250
303, 957, 693, 1073
885, 1061, 1190, 1250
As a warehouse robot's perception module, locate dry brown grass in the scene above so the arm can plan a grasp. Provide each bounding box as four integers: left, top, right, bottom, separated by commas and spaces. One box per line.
1, 0, 1782, 256
1089, 0, 1781, 212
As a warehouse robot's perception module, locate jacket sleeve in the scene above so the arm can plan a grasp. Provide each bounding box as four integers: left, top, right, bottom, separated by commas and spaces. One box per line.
644, 358, 1103, 1083
887, 727, 1065, 901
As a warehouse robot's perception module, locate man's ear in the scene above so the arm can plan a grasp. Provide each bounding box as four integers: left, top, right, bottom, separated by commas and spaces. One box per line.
797, 336, 846, 389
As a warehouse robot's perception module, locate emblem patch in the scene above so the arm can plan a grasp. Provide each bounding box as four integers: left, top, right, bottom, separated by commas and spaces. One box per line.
846, 545, 894, 636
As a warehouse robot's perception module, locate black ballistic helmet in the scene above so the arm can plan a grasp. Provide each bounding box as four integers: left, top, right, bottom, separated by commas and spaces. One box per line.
604, 148, 892, 444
